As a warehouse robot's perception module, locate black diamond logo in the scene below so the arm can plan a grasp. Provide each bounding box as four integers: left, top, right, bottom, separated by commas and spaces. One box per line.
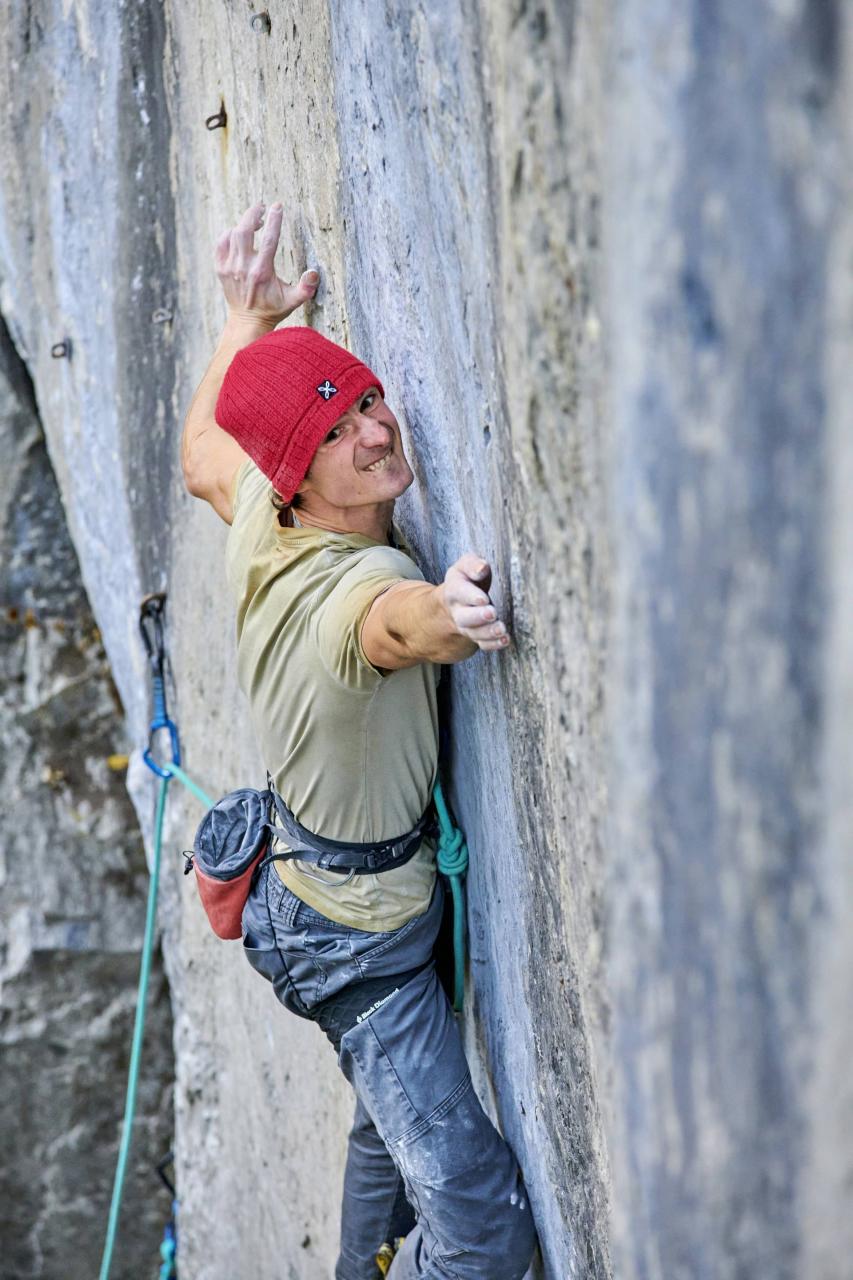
317, 379, 339, 400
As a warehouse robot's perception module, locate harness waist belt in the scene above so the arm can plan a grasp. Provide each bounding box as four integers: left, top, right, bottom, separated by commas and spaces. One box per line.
266, 778, 438, 876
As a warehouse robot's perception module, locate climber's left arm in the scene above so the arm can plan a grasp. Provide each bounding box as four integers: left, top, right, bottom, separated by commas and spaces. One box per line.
181, 312, 274, 524
181, 199, 318, 525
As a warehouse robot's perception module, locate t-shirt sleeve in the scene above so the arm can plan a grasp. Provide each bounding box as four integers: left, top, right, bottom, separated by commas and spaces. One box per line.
231, 457, 269, 521
225, 459, 274, 606
315, 547, 426, 687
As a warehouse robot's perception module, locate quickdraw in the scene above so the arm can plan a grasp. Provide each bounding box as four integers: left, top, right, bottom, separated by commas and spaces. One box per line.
139, 593, 181, 780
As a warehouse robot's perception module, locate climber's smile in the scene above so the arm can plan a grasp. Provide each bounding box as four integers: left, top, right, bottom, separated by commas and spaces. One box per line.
293, 386, 414, 537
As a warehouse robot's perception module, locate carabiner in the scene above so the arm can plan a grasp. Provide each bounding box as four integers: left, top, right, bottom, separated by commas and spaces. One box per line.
143, 719, 182, 779
139, 593, 168, 672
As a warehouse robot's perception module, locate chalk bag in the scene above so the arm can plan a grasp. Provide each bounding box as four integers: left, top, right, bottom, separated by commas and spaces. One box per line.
187, 787, 272, 939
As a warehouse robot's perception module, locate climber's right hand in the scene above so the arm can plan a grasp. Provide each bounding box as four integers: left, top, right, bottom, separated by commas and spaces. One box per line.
214, 200, 319, 326
442, 555, 511, 652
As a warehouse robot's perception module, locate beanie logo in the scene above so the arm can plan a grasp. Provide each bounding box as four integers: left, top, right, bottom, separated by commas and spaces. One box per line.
317, 379, 339, 401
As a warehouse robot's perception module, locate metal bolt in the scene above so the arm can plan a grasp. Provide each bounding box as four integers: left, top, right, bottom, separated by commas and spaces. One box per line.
251, 11, 271, 34
205, 104, 227, 131
51, 339, 71, 359
152, 307, 173, 325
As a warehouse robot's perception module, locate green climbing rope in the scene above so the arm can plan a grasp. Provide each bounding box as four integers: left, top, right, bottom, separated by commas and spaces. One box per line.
166, 762, 214, 810
432, 778, 469, 1012
98, 760, 213, 1280
98, 774, 169, 1280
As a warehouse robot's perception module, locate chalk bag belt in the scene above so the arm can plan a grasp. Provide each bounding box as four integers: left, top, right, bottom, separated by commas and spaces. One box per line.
265, 774, 438, 876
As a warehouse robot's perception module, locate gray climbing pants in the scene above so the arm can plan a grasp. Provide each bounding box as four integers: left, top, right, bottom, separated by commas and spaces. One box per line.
241, 862, 537, 1279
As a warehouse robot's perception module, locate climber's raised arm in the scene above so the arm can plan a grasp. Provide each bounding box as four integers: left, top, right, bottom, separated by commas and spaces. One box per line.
181, 200, 318, 524
361, 554, 511, 669
180, 311, 270, 524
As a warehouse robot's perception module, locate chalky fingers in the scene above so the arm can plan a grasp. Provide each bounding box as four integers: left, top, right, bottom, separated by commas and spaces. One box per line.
454, 605, 510, 650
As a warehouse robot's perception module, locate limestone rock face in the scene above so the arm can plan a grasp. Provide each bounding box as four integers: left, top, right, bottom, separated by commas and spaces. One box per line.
604, 5, 853, 1277
0, 2, 851, 1279
0, 318, 174, 1277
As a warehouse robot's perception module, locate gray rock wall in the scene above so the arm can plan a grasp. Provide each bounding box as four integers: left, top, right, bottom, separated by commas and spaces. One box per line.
604, 3, 852, 1276
0, 1, 850, 1278
0, 317, 174, 1276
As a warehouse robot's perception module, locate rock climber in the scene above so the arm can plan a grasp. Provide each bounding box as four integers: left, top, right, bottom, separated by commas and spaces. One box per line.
181, 199, 537, 1279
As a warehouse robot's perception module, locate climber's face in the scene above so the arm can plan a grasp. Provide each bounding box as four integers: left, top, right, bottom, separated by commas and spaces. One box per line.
296, 386, 414, 517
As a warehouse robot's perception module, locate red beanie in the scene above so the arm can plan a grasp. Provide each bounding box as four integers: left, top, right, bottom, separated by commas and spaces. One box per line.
214, 325, 384, 503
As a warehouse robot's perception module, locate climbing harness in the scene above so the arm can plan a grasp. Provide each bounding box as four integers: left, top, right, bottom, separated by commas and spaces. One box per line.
269, 775, 438, 876
184, 776, 467, 1003
186, 778, 438, 940
99, 592, 469, 1278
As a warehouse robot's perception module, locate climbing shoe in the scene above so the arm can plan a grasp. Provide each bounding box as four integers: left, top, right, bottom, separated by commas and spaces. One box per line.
375, 1237, 407, 1275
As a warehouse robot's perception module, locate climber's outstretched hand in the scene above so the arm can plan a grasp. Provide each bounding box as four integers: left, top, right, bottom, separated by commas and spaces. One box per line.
214, 200, 318, 326
443, 554, 511, 652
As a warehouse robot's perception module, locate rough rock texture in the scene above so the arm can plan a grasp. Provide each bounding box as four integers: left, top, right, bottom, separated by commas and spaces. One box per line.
604, 3, 853, 1277
0, 1, 851, 1279
0, 317, 174, 1276
325, 4, 610, 1275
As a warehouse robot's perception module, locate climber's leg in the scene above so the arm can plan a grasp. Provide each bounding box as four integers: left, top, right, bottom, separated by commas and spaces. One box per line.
335, 1094, 415, 1280
241, 866, 536, 1277
338, 965, 537, 1280
240, 863, 434, 1276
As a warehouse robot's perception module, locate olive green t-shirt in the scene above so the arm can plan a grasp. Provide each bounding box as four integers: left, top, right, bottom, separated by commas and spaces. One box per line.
224, 458, 439, 931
